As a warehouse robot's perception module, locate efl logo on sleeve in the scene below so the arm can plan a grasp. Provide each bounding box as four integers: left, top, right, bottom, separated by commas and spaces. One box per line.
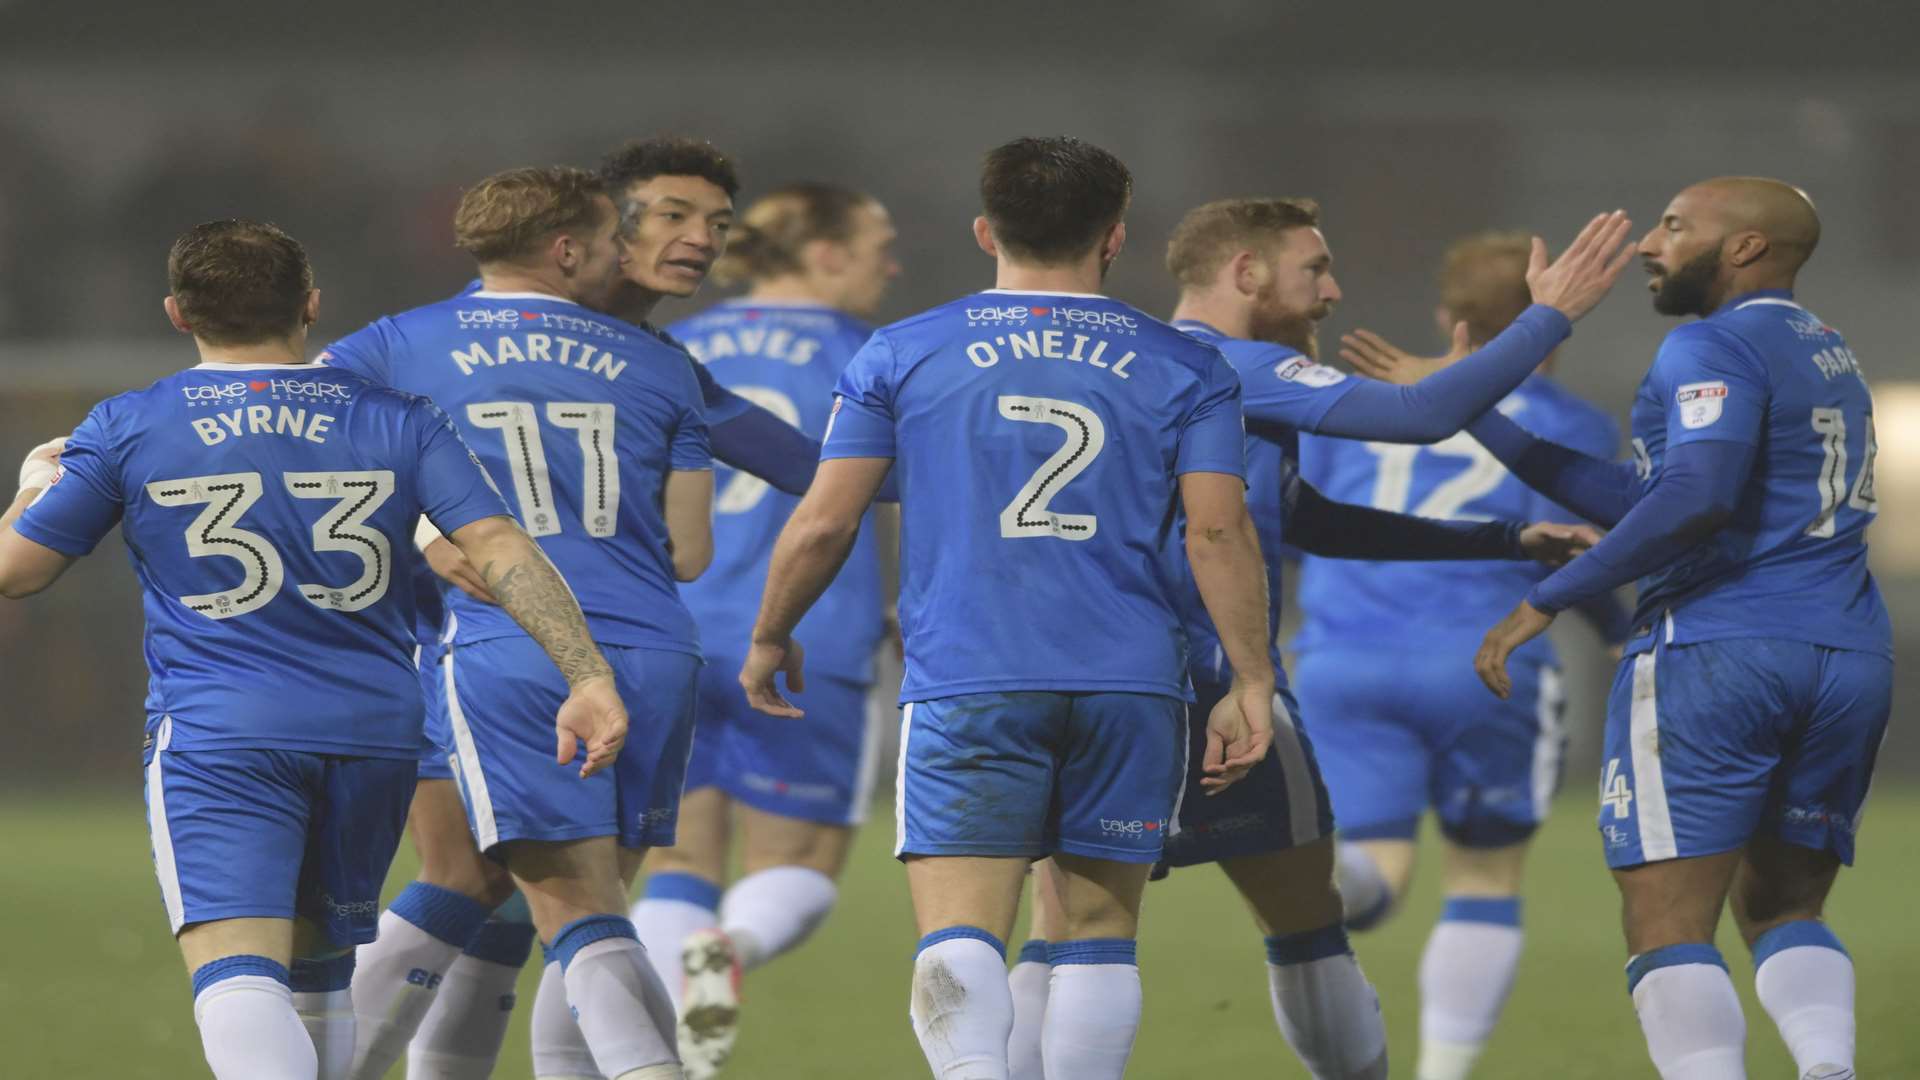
1675, 380, 1728, 429
1274, 356, 1347, 388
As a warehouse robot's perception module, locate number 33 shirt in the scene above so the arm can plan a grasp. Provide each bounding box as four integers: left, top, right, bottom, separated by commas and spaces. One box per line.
824, 289, 1246, 703
15, 362, 509, 756
320, 290, 711, 660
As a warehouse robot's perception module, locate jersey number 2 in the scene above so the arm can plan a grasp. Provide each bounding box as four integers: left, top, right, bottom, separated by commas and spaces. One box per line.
997, 395, 1105, 541
146, 470, 397, 620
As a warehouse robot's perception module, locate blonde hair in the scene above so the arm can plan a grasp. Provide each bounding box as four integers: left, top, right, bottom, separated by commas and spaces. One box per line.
453, 166, 606, 263
711, 183, 875, 287
1166, 197, 1320, 287
1437, 231, 1533, 345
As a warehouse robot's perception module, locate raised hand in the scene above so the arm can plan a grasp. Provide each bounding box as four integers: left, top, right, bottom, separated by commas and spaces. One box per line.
1201, 676, 1273, 794
1339, 321, 1471, 386
740, 636, 807, 718
1525, 211, 1638, 321
556, 674, 628, 778
1518, 522, 1603, 567
1475, 600, 1556, 699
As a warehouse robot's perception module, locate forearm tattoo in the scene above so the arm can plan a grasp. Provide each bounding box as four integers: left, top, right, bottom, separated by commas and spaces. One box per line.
479, 549, 613, 686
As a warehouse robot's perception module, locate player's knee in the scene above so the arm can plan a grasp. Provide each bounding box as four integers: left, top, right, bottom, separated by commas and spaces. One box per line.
418, 855, 516, 908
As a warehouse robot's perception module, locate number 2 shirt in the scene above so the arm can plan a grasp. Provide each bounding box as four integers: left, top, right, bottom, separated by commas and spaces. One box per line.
319, 290, 712, 657
15, 362, 509, 756
1622, 289, 1888, 656
822, 290, 1247, 702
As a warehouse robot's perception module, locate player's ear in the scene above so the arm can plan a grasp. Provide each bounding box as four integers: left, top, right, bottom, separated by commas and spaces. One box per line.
972, 216, 998, 259
1103, 221, 1127, 264
303, 289, 321, 327
1231, 250, 1266, 297
1432, 304, 1454, 338
1727, 230, 1769, 268
808, 236, 849, 277
163, 295, 192, 335
552, 232, 579, 274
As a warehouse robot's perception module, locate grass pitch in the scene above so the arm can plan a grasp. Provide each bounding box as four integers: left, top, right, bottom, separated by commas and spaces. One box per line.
4, 790, 1916, 1077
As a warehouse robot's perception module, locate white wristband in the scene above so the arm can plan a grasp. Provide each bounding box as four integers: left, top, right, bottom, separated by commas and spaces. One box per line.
414, 515, 446, 552
18, 437, 66, 493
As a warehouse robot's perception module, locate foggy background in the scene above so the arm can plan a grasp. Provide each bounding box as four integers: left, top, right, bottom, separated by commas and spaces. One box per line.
2, 0, 1915, 788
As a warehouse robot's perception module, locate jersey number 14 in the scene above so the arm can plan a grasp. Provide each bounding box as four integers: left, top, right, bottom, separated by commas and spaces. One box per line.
1807, 407, 1876, 538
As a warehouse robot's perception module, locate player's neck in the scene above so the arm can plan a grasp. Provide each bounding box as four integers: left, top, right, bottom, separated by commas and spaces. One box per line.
1712, 269, 1795, 311
190, 335, 310, 368
992, 257, 1104, 297
477, 265, 575, 304
746, 277, 833, 308
1170, 292, 1251, 339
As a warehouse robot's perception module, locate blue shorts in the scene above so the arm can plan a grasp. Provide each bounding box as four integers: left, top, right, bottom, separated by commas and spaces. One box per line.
1599, 637, 1890, 869
442, 636, 700, 852
142, 717, 415, 946
895, 691, 1185, 864
1295, 646, 1566, 849
416, 648, 456, 782
684, 658, 885, 827
1158, 678, 1334, 869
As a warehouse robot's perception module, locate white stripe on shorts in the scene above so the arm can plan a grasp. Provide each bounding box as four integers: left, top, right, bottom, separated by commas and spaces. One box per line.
847, 689, 889, 828
1531, 666, 1567, 821
1269, 693, 1321, 847
443, 649, 500, 851
892, 702, 916, 857
1628, 652, 1677, 861
1167, 703, 1192, 838
146, 716, 185, 933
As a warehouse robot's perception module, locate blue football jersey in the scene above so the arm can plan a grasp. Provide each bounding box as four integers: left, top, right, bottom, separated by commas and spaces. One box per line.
1169, 321, 1362, 675
1293, 374, 1621, 665
1623, 290, 1888, 656
824, 291, 1247, 701
14, 362, 509, 756
667, 300, 887, 683
319, 290, 712, 656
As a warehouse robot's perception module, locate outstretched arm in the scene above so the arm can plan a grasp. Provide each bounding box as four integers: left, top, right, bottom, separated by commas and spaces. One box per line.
1284, 474, 1595, 564
1466, 410, 1642, 527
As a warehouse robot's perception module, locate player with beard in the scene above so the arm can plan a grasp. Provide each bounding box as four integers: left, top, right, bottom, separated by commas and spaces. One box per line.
1289, 231, 1632, 1080
1003, 198, 1637, 1080
1362, 178, 1884, 1080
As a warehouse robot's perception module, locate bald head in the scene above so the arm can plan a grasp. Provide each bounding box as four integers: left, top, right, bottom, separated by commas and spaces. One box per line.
1638, 177, 1821, 316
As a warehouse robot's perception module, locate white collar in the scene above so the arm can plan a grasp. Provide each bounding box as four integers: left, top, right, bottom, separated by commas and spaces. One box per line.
1733, 297, 1805, 312
470, 289, 581, 308
983, 288, 1106, 299
191, 361, 320, 371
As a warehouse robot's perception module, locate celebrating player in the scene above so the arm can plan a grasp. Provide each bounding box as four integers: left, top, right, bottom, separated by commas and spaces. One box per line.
742, 136, 1275, 1079
637, 181, 903, 1077
1290, 230, 1630, 1080
0, 220, 628, 1080
1006, 198, 1635, 1080
322, 165, 713, 1080
1428, 178, 1886, 1080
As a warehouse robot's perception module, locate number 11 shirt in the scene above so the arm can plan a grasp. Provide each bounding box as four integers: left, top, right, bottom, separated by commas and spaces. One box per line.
822, 290, 1247, 703
319, 290, 711, 658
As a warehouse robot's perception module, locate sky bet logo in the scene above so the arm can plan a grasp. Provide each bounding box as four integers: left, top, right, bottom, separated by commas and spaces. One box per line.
1100, 817, 1166, 837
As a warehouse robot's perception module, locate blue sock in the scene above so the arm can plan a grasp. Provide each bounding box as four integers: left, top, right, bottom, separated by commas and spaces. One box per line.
1751, 919, 1849, 965
916, 925, 1006, 960
1266, 923, 1353, 967
192, 954, 290, 996
549, 914, 639, 972
1439, 896, 1521, 927
643, 871, 723, 911
390, 880, 495, 948
1016, 939, 1051, 966
1047, 938, 1136, 966
1626, 942, 1727, 993
289, 953, 356, 993
464, 916, 539, 968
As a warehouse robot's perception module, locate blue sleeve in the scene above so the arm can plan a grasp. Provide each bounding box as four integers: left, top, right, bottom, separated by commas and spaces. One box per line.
1467, 409, 1641, 527
1285, 474, 1525, 560
1569, 590, 1633, 645
671, 391, 712, 472
822, 332, 898, 460
407, 400, 514, 534
318, 320, 396, 386
1236, 351, 1362, 436
1652, 324, 1768, 450
1307, 305, 1574, 443
1527, 439, 1754, 614
14, 408, 124, 556
710, 407, 820, 497
1176, 350, 1250, 478
688, 357, 755, 427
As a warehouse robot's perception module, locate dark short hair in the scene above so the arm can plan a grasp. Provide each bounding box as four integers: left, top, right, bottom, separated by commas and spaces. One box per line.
1165, 197, 1322, 287
979, 136, 1132, 264
167, 219, 314, 345
453, 165, 608, 264
599, 136, 740, 198
713, 182, 876, 285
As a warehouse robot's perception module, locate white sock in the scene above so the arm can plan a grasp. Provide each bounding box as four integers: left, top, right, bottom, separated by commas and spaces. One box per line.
911, 929, 1015, 1079
720, 865, 838, 971
294, 988, 354, 1080
1753, 922, 1855, 1078
1266, 926, 1390, 1079
1628, 947, 1747, 1079
408, 955, 525, 1078
555, 917, 680, 1078
531, 957, 603, 1079
1335, 844, 1396, 931
1417, 898, 1525, 1080
1007, 940, 1051, 1080
1040, 940, 1141, 1080
192, 959, 318, 1080
348, 884, 493, 1080
632, 872, 722, 1013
